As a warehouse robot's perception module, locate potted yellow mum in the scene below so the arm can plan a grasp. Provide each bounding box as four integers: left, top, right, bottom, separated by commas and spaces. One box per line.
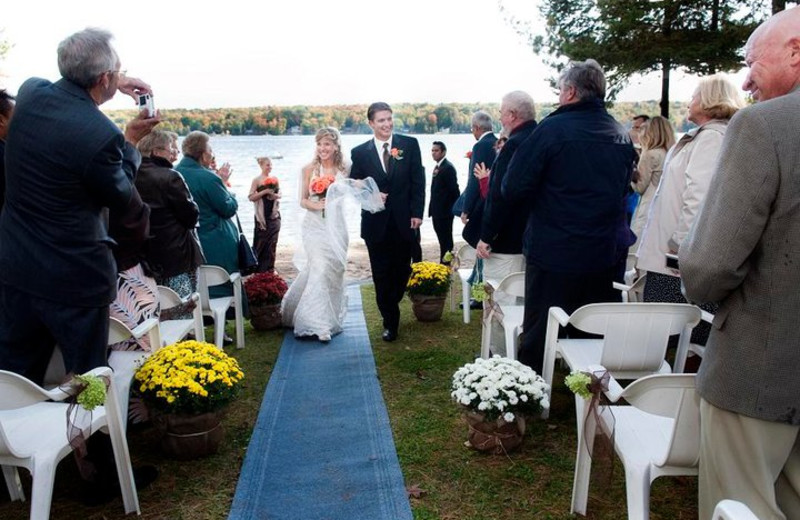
406, 261, 452, 321
134, 340, 245, 459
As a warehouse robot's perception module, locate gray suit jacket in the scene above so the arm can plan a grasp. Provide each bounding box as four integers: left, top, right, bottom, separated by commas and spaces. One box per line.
680, 88, 800, 425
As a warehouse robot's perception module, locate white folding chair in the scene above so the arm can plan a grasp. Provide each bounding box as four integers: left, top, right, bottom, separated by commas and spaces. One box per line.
480, 271, 525, 361
197, 265, 244, 349
541, 302, 701, 419
713, 500, 762, 520
451, 244, 477, 324
156, 286, 205, 346
572, 366, 699, 520
0, 366, 140, 519
676, 309, 716, 373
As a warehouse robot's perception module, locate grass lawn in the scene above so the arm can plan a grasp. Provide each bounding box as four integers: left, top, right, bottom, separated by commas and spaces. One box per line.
0, 284, 698, 519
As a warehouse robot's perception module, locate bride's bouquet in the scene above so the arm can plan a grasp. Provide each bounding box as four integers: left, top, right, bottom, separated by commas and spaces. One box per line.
310, 175, 336, 217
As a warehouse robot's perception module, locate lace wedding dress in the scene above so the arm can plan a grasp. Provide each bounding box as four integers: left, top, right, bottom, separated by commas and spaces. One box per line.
281, 173, 383, 340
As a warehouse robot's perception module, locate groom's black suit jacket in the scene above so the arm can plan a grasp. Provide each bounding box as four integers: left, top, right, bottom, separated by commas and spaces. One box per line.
350, 134, 425, 243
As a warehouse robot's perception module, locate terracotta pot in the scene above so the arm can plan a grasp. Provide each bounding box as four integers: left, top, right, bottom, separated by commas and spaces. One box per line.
249, 302, 282, 330
153, 411, 224, 460
408, 293, 446, 322
464, 411, 526, 454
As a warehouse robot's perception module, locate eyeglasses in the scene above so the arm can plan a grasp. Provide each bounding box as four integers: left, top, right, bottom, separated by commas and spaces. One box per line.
106, 69, 127, 77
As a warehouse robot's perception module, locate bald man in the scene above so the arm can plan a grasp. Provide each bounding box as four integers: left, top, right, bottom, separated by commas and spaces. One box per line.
680, 7, 800, 519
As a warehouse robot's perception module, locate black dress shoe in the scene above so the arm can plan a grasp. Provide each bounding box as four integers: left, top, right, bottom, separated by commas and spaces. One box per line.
382, 329, 397, 342
459, 299, 483, 310
82, 465, 159, 506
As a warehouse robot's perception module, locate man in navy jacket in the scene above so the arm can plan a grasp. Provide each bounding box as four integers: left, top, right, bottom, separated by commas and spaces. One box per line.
502, 60, 634, 373
0, 28, 158, 383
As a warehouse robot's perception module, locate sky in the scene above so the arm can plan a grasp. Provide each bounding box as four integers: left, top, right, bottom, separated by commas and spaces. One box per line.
1, 0, 748, 111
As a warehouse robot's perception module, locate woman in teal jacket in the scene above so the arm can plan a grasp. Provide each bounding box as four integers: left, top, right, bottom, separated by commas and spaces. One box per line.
176, 131, 239, 298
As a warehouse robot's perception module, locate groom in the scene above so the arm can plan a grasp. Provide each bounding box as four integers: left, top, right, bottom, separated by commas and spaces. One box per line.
351, 102, 425, 342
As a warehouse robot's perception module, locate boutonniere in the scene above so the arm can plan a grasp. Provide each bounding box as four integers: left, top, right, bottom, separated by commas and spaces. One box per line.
465, 150, 472, 159
390, 148, 404, 160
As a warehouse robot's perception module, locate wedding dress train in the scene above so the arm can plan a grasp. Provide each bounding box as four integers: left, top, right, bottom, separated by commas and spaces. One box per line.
281, 175, 383, 340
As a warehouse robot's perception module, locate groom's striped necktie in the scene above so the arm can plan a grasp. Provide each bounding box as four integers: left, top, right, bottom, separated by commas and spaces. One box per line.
382, 142, 390, 174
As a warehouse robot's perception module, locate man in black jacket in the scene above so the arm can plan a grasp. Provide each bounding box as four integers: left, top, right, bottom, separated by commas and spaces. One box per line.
0, 28, 158, 383
428, 141, 459, 263
502, 60, 634, 373
476, 91, 537, 263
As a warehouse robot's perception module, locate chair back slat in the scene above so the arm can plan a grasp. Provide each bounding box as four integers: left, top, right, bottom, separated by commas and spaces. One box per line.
569, 303, 701, 372
621, 373, 700, 467
198, 265, 232, 313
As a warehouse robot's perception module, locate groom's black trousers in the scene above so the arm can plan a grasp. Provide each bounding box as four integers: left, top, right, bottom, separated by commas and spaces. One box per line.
365, 219, 414, 332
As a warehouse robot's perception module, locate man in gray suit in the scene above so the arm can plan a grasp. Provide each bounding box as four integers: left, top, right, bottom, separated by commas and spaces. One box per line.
0, 28, 158, 384
680, 7, 800, 519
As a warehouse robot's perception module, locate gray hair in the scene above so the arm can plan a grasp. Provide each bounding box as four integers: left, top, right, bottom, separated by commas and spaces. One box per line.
137, 129, 174, 157
501, 91, 536, 122
181, 131, 210, 160
57, 28, 119, 89
471, 110, 493, 132
559, 59, 607, 101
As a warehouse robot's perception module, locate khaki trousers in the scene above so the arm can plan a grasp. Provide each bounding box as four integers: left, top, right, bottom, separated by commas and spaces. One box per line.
700, 398, 800, 520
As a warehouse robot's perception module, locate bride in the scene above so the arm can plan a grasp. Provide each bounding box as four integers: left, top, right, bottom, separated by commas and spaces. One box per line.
281, 127, 383, 341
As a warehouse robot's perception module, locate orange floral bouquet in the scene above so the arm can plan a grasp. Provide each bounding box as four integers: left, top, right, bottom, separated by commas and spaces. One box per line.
309, 174, 336, 218
257, 176, 280, 193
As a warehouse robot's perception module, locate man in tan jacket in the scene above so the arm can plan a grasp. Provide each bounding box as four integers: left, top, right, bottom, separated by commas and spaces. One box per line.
680, 7, 800, 519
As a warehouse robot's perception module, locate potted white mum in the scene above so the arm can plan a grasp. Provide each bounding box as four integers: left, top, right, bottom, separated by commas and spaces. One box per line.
451, 356, 550, 453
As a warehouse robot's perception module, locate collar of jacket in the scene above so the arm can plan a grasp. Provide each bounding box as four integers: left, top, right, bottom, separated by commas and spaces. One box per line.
144, 155, 174, 168
509, 119, 538, 137
547, 98, 606, 119
176, 156, 204, 169
54, 78, 95, 104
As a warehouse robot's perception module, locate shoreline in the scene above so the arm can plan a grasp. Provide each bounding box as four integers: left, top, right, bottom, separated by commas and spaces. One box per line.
274, 239, 454, 283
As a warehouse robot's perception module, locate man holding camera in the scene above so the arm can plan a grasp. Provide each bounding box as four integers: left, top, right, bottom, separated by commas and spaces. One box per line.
0, 27, 159, 384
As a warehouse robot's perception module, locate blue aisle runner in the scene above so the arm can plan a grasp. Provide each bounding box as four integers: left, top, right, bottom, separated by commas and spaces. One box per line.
229, 286, 413, 520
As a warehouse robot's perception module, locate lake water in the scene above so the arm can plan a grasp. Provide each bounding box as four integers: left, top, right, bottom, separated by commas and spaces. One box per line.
201, 134, 478, 247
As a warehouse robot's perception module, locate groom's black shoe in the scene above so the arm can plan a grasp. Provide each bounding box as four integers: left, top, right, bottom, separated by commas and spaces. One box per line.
382, 329, 397, 342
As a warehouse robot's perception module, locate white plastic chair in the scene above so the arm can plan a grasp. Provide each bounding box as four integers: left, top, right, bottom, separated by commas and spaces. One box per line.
156, 286, 205, 346
480, 271, 525, 361
107, 317, 160, 428
451, 244, 477, 324
713, 500, 762, 520
0, 366, 140, 519
613, 273, 647, 303
572, 366, 699, 520
541, 303, 702, 419
197, 265, 244, 349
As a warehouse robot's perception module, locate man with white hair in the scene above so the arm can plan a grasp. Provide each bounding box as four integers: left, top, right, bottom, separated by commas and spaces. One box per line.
475, 91, 538, 279
0, 28, 158, 384
680, 7, 800, 518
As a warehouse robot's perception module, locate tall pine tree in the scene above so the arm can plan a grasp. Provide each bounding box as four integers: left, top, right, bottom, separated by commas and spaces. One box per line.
527, 0, 767, 116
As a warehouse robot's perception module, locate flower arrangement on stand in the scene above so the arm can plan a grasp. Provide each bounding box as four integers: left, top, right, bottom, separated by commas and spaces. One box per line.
406, 261, 452, 321
134, 340, 245, 459
451, 356, 550, 454
244, 271, 288, 330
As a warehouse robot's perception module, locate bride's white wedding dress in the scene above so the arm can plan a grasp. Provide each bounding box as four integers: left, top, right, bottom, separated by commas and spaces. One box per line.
281, 173, 383, 340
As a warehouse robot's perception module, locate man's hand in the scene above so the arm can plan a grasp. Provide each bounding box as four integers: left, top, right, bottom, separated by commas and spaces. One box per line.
410, 218, 422, 230
460, 212, 469, 225
380, 192, 388, 204
117, 76, 152, 103
476, 240, 492, 259
124, 108, 160, 145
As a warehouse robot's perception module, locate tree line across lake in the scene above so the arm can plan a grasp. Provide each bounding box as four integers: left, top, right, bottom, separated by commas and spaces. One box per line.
105, 100, 695, 137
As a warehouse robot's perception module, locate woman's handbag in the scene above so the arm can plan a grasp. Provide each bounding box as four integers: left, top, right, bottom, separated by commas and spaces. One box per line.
235, 215, 258, 276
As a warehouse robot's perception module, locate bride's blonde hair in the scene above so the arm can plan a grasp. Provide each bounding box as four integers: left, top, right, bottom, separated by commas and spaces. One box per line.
312, 127, 347, 174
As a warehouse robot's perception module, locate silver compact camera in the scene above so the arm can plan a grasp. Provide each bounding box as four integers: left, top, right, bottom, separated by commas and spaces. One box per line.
137, 93, 155, 117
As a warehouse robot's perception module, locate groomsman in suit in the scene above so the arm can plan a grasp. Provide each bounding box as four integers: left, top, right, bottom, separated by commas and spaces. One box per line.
457, 111, 497, 226
680, 7, 800, 519
351, 102, 425, 342
428, 141, 459, 263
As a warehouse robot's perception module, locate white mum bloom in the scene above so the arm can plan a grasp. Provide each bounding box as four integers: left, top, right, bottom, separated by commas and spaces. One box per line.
503, 412, 515, 422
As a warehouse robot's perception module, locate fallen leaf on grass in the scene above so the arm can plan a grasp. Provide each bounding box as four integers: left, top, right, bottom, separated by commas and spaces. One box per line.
547, 424, 558, 431
406, 484, 427, 498
416, 370, 428, 380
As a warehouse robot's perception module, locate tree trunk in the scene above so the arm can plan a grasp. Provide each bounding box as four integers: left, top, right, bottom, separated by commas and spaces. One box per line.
660, 59, 671, 118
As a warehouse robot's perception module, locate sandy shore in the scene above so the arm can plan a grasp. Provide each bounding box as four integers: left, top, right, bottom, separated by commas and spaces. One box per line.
274, 239, 457, 282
